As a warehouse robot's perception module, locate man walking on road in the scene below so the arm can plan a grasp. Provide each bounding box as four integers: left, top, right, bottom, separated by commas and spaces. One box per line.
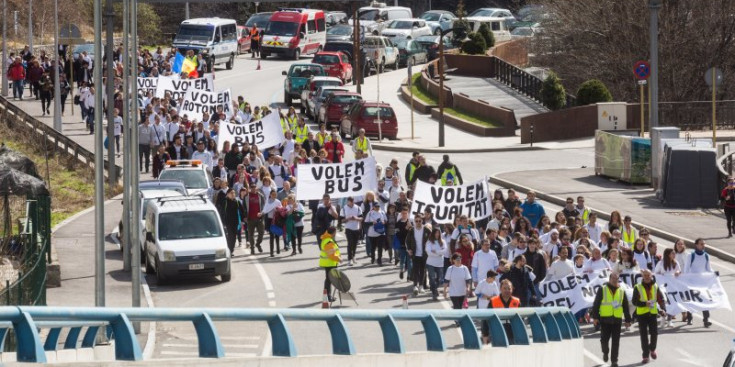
519, 191, 545, 228
591, 272, 631, 367
7, 57, 26, 100
437, 154, 463, 186
319, 226, 341, 302
632, 269, 665, 364
722, 177, 735, 238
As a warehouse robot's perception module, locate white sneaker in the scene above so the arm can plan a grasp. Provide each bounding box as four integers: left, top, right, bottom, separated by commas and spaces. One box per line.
412, 286, 419, 296
419, 287, 426, 294
349, 259, 354, 266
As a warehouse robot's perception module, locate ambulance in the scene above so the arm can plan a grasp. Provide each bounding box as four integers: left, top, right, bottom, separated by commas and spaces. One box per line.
261, 9, 327, 60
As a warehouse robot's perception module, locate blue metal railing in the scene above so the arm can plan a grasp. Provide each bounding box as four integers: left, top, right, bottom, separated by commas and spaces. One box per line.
0, 306, 580, 363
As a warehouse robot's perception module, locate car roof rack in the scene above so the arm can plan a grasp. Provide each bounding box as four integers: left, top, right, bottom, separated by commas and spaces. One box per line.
157, 195, 207, 206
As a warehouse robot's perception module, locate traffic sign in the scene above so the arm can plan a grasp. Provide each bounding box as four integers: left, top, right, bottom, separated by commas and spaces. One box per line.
633, 60, 651, 80
705, 67, 723, 87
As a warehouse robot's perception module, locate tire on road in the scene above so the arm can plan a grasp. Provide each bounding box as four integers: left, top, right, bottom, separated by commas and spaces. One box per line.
284, 92, 292, 106
226, 55, 234, 70
293, 49, 301, 60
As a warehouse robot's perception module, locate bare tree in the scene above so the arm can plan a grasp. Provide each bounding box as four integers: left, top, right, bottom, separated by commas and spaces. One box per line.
532, 0, 735, 102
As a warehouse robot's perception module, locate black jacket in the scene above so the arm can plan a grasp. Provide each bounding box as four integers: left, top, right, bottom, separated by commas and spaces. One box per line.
500, 265, 536, 306
301, 139, 320, 154
590, 283, 632, 324
405, 226, 430, 257
224, 151, 242, 172
524, 250, 547, 284
166, 144, 189, 160
219, 198, 242, 230
411, 165, 436, 184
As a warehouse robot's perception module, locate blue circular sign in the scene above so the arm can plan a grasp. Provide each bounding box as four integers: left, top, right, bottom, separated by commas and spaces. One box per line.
634, 61, 651, 80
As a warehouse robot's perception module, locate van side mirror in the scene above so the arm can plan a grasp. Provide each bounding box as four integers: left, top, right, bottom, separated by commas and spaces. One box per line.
214, 35, 221, 43
282, 70, 287, 76
300, 32, 306, 39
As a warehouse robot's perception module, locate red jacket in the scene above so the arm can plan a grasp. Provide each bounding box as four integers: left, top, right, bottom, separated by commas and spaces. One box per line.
722, 187, 735, 209
324, 141, 344, 163
7, 63, 25, 81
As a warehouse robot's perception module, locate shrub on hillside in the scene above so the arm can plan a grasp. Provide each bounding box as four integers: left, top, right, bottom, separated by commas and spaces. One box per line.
460, 32, 487, 55
576, 79, 613, 106
478, 23, 495, 48
541, 72, 567, 110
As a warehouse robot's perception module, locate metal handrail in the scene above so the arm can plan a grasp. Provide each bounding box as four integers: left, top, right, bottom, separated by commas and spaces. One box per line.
0, 306, 580, 363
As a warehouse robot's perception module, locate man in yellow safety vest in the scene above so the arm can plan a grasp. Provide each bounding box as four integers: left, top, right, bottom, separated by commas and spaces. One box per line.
591, 272, 631, 367
622, 215, 637, 248
631, 269, 665, 364
437, 154, 463, 186
293, 117, 309, 144
352, 128, 372, 156
319, 226, 342, 302
405, 151, 419, 186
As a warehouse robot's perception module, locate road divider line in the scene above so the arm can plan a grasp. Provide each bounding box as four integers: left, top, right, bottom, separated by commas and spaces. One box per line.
249, 254, 275, 357
141, 269, 156, 360
583, 348, 606, 365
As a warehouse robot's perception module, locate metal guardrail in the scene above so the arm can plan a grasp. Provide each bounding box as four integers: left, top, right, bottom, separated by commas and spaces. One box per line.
660, 100, 735, 130
0, 306, 580, 363
491, 57, 576, 109
0, 96, 122, 180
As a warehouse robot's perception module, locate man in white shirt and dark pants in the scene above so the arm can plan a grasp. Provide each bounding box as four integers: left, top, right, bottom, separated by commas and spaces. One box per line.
686, 238, 714, 327
472, 239, 499, 287
341, 197, 363, 266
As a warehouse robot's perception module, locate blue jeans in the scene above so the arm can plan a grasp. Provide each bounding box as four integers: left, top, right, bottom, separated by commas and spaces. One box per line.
426, 265, 444, 297
397, 248, 411, 273
365, 235, 374, 260
12, 80, 24, 99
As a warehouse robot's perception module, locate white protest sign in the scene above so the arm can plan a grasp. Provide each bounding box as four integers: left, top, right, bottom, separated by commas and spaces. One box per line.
137, 77, 158, 96
296, 157, 378, 201
155, 74, 214, 100
539, 269, 730, 315
217, 112, 285, 151
180, 88, 234, 121
410, 178, 491, 224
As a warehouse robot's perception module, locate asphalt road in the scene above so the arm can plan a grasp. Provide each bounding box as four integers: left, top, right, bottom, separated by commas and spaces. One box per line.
117, 53, 734, 366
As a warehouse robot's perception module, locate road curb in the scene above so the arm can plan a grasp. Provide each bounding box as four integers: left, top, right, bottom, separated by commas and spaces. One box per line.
372, 143, 545, 154
489, 172, 735, 264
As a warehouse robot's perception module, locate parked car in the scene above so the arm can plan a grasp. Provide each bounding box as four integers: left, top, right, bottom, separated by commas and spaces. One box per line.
301, 76, 343, 115
394, 38, 428, 67
380, 18, 432, 39
326, 24, 366, 43
340, 101, 398, 140
362, 35, 399, 72
511, 25, 541, 39
282, 63, 326, 106
415, 35, 456, 61
323, 41, 377, 80
465, 17, 512, 44
419, 10, 456, 35
467, 7, 515, 23
326, 11, 348, 27
312, 51, 353, 83
309, 86, 350, 121
144, 196, 231, 284
351, 3, 412, 35
317, 91, 363, 128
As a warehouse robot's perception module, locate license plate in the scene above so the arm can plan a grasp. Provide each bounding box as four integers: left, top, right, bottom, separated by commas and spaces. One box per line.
189, 263, 204, 270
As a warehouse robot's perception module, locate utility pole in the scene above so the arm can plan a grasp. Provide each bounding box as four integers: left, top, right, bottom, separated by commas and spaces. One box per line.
130, 0, 142, 334
27, 0, 32, 49
2, 0, 7, 96
121, 0, 131, 273
648, 0, 661, 128
185, 2, 189, 19
93, 0, 105, 309
53, 0, 61, 131
105, 0, 116, 185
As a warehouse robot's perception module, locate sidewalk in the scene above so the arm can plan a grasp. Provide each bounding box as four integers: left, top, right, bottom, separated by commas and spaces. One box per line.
490, 168, 735, 262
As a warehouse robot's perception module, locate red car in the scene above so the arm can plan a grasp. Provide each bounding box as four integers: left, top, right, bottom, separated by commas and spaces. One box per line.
237, 26, 251, 54
312, 51, 353, 83
317, 91, 363, 128
340, 101, 398, 140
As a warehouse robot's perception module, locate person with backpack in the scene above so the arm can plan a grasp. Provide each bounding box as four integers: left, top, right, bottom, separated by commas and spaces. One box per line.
685, 238, 714, 328
436, 154, 464, 186
365, 202, 387, 266
262, 190, 283, 257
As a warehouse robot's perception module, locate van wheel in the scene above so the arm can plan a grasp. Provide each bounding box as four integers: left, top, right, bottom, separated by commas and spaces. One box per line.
155, 259, 168, 285
293, 49, 301, 60
221, 263, 232, 282
261, 52, 268, 59
226, 55, 234, 70
284, 92, 292, 106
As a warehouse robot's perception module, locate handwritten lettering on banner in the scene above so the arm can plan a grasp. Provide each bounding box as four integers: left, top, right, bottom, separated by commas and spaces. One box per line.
136, 77, 158, 96
180, 88, 234, 121
296, 157, 378, 201
410, 178, 491, 223
538, 269, 730, 315
155, 74, 214, 100
217, 112, 285, 151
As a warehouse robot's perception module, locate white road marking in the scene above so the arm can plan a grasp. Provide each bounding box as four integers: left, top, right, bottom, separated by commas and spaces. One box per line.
266, 291, 276, 299
249, 254, 276, 357
692, 313, 735, 334
160, 351, 199, 356
268, 300, 277, 307
584, 348, 607, 365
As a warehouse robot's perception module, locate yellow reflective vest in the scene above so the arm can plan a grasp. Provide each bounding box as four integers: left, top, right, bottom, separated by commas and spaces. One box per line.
354, 137, 369, 155
280, 118, 291, 133
622, 227, 637, 247
286, 115, 299, 131
599, 285, 624, 319
635, 283, 659, 315
316, 131, 331, 147
319, 238, 340, 268
440, 166, 458, 186
294, 124, 309, 144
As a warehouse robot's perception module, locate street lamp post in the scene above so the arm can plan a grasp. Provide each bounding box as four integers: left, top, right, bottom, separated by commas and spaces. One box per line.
648, 0, 661, 128
2, 0, 7, 96
437, 27, 464, 147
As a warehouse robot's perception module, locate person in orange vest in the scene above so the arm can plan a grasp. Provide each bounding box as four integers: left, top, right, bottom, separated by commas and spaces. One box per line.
250, 24, 261, 58
488, 279, 520, 344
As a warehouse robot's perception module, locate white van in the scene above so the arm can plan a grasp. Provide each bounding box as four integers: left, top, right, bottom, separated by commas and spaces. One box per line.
465, 16, 512, 43
351, 2, 412, 35
144, 196, 231, 284
261, 9, 327, 60
173, 18, 239, 70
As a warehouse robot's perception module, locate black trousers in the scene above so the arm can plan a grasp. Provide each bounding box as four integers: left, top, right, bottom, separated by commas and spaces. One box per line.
139, 144, 151, 172
345, 229, 360, 261
40, 91, 52, 113
372, 235, 387, 264
600, 321, 622, 363
637, 313, 658, 358
412, 256, 426, 288
225, 227, 237, 255
323, 266, 336, 293
265, 218, 280, 255
725, 207, 735, 235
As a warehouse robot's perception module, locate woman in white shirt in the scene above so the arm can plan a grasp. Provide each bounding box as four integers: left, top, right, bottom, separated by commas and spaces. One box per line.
258, 176, 277, 201
364, 202, 388, 265
655, 248, 681, 327
262, 190, 283, 257
475, 270, 500, 345
444, 253, 472, 311
673, 239, 689, 274
632, 238, 653, 271
425, 228, 446, 301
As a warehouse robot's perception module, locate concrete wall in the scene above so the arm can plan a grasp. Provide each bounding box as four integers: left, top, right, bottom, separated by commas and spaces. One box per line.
519, 105, 598, 143
400, 84, 435, 114
420, 61, 453, 105
443, 53, 495, 78
453, 93, 517, 136
58, 339, 584, 367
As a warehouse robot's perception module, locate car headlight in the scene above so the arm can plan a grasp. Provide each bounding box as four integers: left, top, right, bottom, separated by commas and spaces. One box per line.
163, 250, 176, 262
215, 249, 227, 259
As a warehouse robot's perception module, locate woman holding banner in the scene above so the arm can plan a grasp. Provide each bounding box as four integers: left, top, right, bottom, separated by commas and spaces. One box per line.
655, 248, 681, 328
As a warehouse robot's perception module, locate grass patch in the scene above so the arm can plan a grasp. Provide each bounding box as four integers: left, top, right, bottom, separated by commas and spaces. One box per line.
408, 72, 502, 128
0, 127, 121, 229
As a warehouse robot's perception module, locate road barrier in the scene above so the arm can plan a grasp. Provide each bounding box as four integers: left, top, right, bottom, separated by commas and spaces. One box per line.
0, 306, 580, 363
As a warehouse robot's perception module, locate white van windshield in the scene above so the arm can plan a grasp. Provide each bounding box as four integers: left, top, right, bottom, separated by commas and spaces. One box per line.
176, 24, 214, 42
267, 21, 300, 37
158, 170, 209, 189
158, 211, 222, 240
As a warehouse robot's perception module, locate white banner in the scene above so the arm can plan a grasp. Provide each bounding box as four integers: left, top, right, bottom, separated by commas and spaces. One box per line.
217, 112, 285, 151
539, 269, 730, 315
296, 157, 378, 201
180, 88, 234, 121
137, 77, 158, 96
155, 74, 214, 100
410, 178, 491, 224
